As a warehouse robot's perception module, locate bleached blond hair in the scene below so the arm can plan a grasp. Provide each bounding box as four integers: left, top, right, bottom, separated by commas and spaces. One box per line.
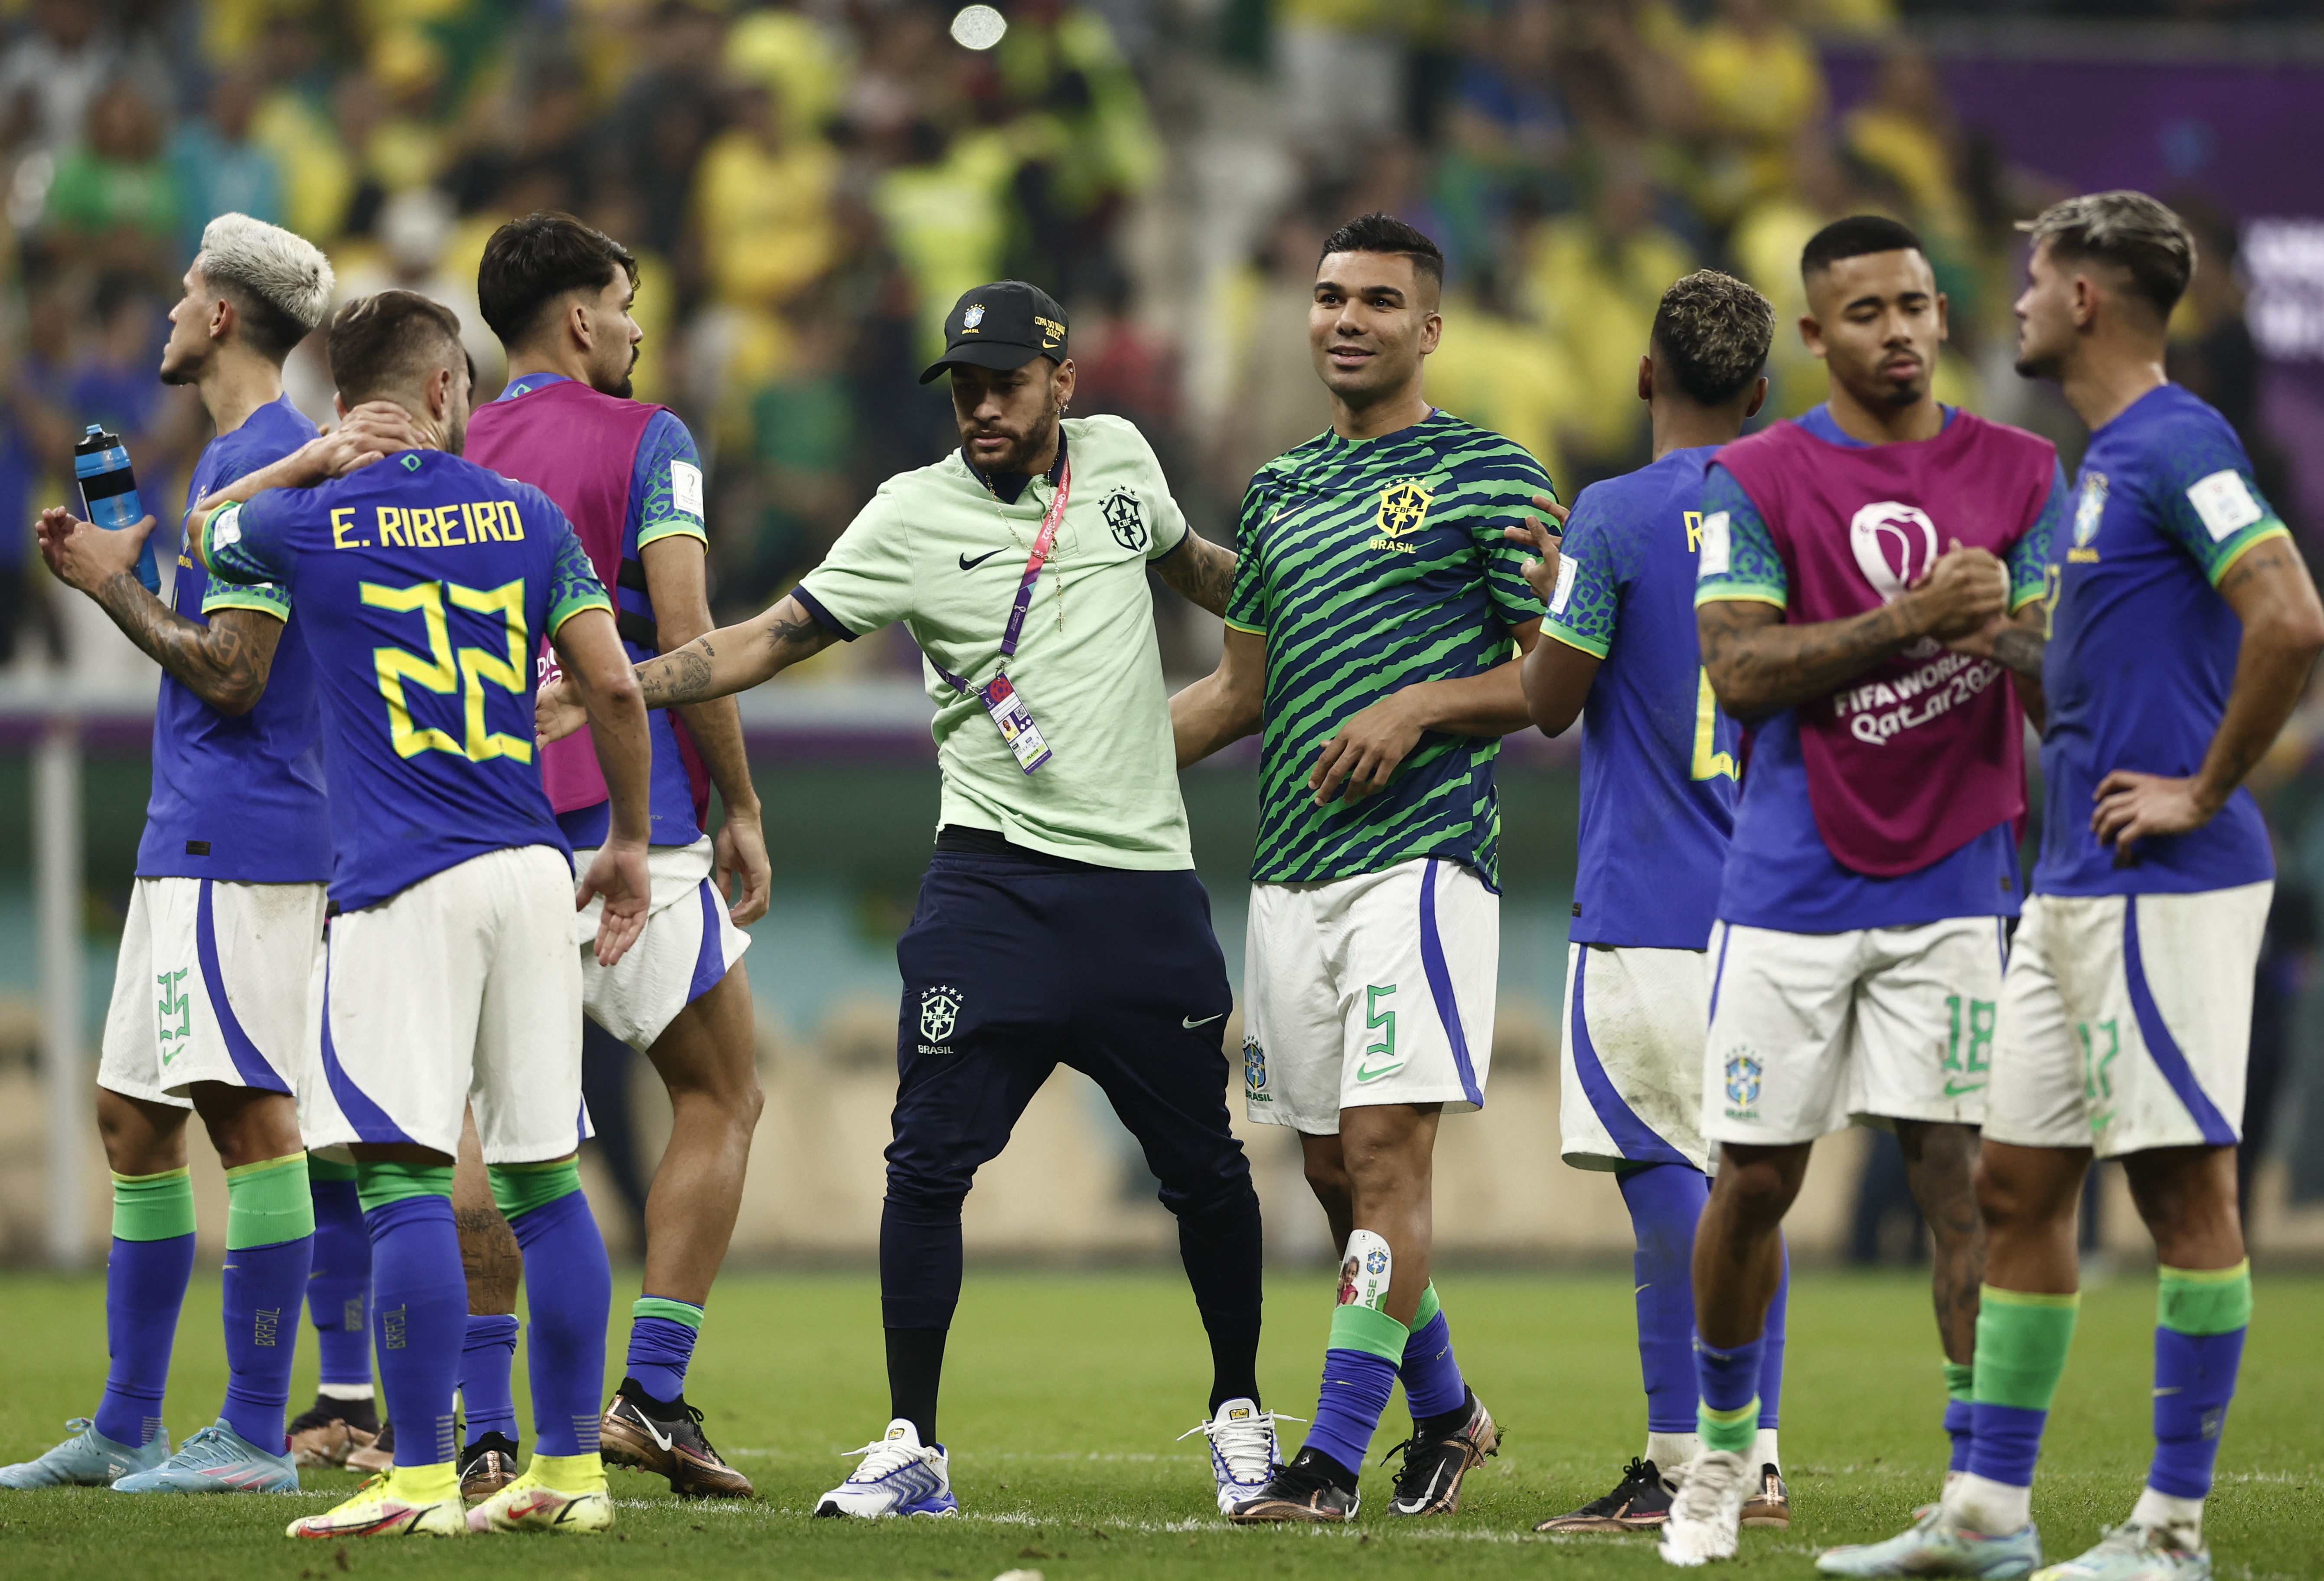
196, 213, 336, 359
2018, 192, 2197, 321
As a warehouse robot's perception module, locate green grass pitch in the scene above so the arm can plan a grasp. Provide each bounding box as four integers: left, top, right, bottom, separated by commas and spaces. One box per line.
2, 1267, 2320, 1578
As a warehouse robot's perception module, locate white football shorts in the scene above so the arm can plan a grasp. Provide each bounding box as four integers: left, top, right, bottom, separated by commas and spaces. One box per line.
1241, 856, 1496, 1133
571, 836, 750, 1051
306, 844, 586, 1163
1560, 942, 1713, 1173
97, 877, 326, 1110
1703, 914, 2011, 1147
1985, 883, 2268, 1159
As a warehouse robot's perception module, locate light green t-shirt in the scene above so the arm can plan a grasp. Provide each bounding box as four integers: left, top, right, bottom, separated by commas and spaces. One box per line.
796, 414, 1193, 869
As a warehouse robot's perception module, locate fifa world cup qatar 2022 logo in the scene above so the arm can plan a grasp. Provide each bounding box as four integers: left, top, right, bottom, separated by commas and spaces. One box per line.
1851, 500, 1945, 659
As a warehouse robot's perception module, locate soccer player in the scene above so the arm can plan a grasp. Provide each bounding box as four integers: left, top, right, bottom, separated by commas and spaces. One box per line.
1824, 194, 2324, 1581
462, 211, 765, 1499
1658, 216, 2070, 1567
538, 281, 1272, 1520
1511, 271, 1795, 1535
0, 216, 338, 1496
1170, 213, 1544, 1524
182, 289, 654, 1539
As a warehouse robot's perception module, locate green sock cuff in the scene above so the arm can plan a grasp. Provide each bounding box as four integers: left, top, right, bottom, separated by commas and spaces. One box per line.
111, 1167, 195, 1242
355, 1160, 454, 1213
1410, 1281, 1442, 1332
2159, 1261, 2252, 1336
634, 1295, 705, 1330
1943, 1361, 1975, 1402
306, 1153, 359, 1183
1327, 1300, 1409, 1363
1974, 1284, 2082, 1411
1697, 1397, 1759, 1455
225, 1153, 313, 1248
488, 1158, 583, 1219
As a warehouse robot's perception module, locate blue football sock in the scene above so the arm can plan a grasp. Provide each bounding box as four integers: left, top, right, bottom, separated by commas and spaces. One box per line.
1308, 1349, 1401, 1475
359, 1167, 467, 1468
1759, 1238, 1789, 1431
95, 1166, 199, 1447
460, 1314, 520, 1444
494, 1163, 610, 1457
2148, 1263, 2250, 1499
1398, 1283, 1466, 1421
217, 1154, 313, 1452
1944, 1362, 1976, 1473
306, 1172, 373, 1392
626, 1296, 704, 1405
1694, 1331, 1765, 1455
1619, 1164, 1708, 1435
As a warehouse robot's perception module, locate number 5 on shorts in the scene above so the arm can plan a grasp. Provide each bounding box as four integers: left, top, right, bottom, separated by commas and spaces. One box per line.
1355, 984, 1403, 1083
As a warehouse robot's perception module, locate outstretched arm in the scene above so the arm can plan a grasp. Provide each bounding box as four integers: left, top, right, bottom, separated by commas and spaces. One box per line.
36, 506, 283, 714
1155, 531, 1236, 617
182, 402, 425, 543
538, 593, 842, 744
1172, 625, 1266, 767
1698, 542, 2009, 720
1501, 500, 1598, 735
2093, 536, 2324, 856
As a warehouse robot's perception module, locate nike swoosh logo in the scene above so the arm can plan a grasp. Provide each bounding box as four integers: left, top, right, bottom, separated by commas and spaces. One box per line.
1635, 1283, 1651, 1295
638, 1414, 674, 1452
2154, 1386, 2184, 1397
1183, 1014, 1224, 1029
1943, 1080, 1987, 1097
958, 548, 1006, 571
1355, 1061, 1405, 1083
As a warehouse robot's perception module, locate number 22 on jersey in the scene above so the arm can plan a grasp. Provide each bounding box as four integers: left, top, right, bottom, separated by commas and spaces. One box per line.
361, 578, 533, 764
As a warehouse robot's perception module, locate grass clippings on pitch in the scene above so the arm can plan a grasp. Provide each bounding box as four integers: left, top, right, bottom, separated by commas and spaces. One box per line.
2, 1267, 2321, 1579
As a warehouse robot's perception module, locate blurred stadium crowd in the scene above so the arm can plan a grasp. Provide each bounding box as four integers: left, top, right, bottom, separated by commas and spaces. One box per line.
0, 0, 2296, 679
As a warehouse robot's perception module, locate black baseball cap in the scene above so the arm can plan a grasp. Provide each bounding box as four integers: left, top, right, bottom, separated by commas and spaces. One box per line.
918, 280, 1069, 384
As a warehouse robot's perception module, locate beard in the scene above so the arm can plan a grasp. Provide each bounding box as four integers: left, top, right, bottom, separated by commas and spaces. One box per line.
2013, 344, 2061, 381
965, 409, 1059, 475
157, 345, 198, 387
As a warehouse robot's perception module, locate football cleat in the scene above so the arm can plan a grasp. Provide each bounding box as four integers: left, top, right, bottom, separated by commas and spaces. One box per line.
1658, 1448, 1750, 1567
2030, 1523, 2210, 1581
1382, 1388, 1499, 1516
287, 1465, 466, 1539
1178, 1397, 1294, 1515
113, 1420, 300, 1493
1742, 1462, 1792, 1528
346, 1417, 394, 1474
814, 1419, 956, 1518
1227, 1445, 1361, 1525
458, 1431, 521, 1503
599, 1377, 754, 1499
0, 1418, 169, 1488
467, 1463, 614, 1534
1534, 1456, 1676, 1532
1815, 1505, 2041, 1578
287, 1398, 379, 1469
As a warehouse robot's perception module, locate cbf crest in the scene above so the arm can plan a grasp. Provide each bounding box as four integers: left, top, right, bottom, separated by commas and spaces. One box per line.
2070, 471, 2108, 562
1101, 487, 1147, 552
1368, 479, 1433, 555
962, 303, 986, 330
1723, 1049, 1763, 1111
919, 984, 962, 1045
1243, 1034, 1270, 1101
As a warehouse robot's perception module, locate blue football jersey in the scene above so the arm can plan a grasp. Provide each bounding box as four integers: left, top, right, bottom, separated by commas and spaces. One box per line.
2034, 383, 2284, 897
197, 448, 613, 910
139, 395, 330, 882
1545, 446, 1736, 949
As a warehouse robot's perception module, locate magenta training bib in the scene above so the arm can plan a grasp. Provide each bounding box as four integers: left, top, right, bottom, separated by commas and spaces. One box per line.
1714, 411, 2056, 877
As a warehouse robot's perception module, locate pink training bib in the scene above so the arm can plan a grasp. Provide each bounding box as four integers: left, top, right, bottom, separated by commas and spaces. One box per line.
1713, 411, 2056, 876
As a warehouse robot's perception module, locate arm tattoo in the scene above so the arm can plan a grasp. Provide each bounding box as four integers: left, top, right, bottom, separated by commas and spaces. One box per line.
766, 604, 836, 659
1156, 534, 1236, 617
1988, 625, 2046, 684
1698, 598, 1921, 718
640, 638, 718, 709
93, 573, 271, 712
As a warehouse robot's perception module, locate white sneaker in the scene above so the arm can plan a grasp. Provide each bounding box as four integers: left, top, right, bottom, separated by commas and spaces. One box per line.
1658, 1449, 1751, 1567
813, 1419, 957, 1518
1178, 1398, 1297, 1515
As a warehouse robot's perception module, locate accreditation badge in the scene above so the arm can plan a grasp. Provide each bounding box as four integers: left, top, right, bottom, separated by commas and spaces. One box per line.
979, 673, 1053, 774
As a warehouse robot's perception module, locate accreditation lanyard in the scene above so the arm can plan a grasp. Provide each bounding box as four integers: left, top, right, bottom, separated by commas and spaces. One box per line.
931, 458, 1071, 774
